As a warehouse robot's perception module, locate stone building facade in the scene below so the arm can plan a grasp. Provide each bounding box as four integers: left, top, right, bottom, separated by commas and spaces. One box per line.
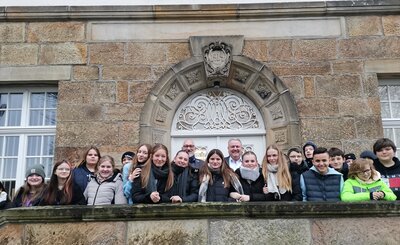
1, 0, 400, 189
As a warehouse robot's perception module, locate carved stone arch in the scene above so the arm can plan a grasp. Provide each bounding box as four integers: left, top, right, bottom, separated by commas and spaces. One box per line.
140, 36, 300, 150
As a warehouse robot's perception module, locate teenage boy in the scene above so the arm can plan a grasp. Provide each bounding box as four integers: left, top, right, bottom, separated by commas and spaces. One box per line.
344, 153, 356, 167
287, 147, 309, 175
120, 151, 134, 178
373, 138, 400, 200
328, 147, 349, 180
303, 141, 317, 168
300, 147, 344, 201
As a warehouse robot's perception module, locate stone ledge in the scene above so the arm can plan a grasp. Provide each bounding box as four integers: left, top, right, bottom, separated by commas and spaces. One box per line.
1, 1, 399, 20
0, 66, 71, 81
1, 202, 400, 227
365, 59, 400, 73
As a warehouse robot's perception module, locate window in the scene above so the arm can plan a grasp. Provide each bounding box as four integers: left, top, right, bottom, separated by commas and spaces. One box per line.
0, 87, 57, 198
379, 79, 400, 153
170, 88, 266, 161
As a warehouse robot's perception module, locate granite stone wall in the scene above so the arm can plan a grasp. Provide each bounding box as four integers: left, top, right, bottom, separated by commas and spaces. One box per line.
1, 202, 400, 244
0, 1, 400, 162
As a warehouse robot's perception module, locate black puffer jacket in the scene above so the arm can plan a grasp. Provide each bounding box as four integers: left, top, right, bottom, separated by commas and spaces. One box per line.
289, 160, 309, 175
264, 171, 302, 201
132, 166, 172, 204
235, 168, 266, 201
169, 164, 199, 202
12, 186, 46, 207
205, 173, 235, 202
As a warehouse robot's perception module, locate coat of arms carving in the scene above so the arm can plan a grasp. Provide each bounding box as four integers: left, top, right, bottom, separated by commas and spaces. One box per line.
202, 41, 232, 81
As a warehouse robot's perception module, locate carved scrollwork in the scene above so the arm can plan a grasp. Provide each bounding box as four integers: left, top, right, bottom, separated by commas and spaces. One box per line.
203, 41, 232, 80
176, 89, 260, 131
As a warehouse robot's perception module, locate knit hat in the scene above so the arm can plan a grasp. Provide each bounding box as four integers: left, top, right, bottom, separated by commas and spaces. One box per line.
360, 150, 377, 160
25, 164, 46, 180
121, 151, 135, 162
344, 153, 356, 161
302, 141, 317, 155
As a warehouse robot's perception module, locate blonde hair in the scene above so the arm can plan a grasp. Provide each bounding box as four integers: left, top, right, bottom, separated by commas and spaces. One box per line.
129, 144, 152, 174
242, 151, 258, 161
261, 144, 292, 192
348, 158, 378, 180
96, 155, 115, 171
140, 144, 174, 191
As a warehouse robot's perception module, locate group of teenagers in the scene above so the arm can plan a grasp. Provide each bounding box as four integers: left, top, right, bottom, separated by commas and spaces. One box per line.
1, 136, 400, 209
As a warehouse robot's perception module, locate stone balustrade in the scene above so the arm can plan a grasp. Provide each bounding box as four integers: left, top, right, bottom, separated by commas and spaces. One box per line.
1, 202, 400, 244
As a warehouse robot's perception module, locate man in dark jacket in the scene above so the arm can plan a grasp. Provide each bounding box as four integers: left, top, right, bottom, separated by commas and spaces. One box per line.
224, 138, 243, 171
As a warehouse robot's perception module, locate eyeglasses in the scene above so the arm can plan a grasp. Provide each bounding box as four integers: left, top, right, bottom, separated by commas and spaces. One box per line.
183, 145, 195, 148
358, 169, 371, 174
57, 168, 71, 172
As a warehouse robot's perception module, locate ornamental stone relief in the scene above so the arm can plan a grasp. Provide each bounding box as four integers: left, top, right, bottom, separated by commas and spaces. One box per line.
243, 144, 255, 152
152, 129, 165, 144
274, 129, 287, 144
184, 69, 201, 85
166, 82, 180, 101
195, 145, 208, 161
270, 104, 284, 120
234, 67, 250, 84
155, 106, 168, 123
256, 81, 272, 100
203, 41, 232, 81
176, 89, 260, 131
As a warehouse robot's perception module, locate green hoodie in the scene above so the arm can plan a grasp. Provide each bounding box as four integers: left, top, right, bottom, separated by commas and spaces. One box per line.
341, 175, 396, 202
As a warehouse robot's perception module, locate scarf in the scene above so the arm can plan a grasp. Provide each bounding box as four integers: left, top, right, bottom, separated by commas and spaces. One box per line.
266, 164, 287, 199
146, 164, 169, 194
239, 166, 260, 182
198, 167, 244, 202
172, 162, 189, 197
172, 162, 185, 175
198, 175, 210, 202
230, 173, 244, 195
95, 174, 108, 184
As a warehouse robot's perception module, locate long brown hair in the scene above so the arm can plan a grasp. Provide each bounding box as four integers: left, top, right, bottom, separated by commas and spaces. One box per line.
199, 149, 237, 188
129, 143, 152, 174
262, 144, 292, 192
15, 173, 46, 206
43, 160, 74, 205
140, 143, 174, 191
76, 146, 101, 168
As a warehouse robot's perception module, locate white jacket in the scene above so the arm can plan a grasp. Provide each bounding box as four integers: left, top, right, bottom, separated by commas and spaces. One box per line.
84, 173, 127, 205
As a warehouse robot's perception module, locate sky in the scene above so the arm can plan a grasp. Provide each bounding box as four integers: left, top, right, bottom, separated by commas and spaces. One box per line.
0, 0, 344, 7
